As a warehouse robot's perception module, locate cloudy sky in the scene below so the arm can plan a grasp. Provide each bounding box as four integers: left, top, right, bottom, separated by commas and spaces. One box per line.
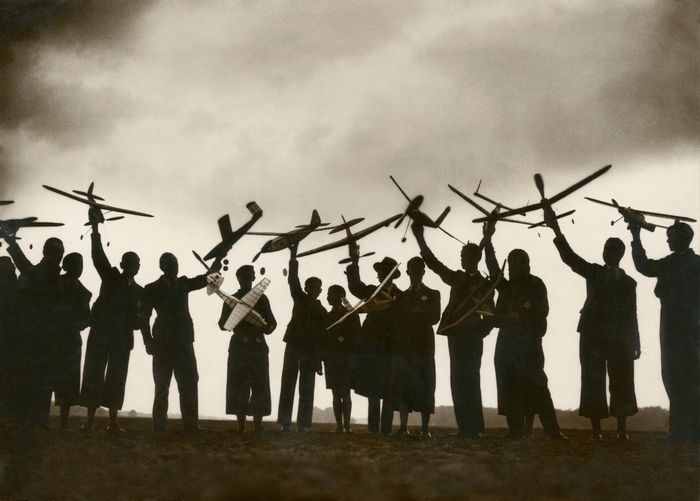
0, 0, 698, 422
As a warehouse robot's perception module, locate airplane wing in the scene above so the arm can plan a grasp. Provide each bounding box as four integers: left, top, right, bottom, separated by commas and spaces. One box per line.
328, 262, 401, 330
0, 201, 13, 206
585, 197, 697, 223
218, 214, 233, 237
224, 278, 270, 331
21, 221, 64, 227
449, 184, 537, 226
43, 185, 154, 218
474, 164, 611, 222
527, 209, 576, 229
297, 214, 402, 258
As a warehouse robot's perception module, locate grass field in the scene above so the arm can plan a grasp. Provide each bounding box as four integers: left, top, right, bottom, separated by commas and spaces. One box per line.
0, 417, 697, 500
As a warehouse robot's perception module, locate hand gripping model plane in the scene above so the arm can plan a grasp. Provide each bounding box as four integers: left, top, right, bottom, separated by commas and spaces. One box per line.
584, 197, 697, 232
205, 272, 271, 330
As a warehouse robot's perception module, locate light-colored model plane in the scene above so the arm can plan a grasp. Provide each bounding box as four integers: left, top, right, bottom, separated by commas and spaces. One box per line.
585, 197, 697, 232
327, 261, 401, 330
202, 202, 263, 261
390, 175, 464, 244
206, 272, 271, 330
247, 210, 364, 262
473, 164, 611, 223
43, 182, 154, 225
296, 213, 402, 259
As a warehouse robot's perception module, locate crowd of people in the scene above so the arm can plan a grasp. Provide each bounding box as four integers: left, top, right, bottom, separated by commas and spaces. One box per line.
0, 199, 697, 484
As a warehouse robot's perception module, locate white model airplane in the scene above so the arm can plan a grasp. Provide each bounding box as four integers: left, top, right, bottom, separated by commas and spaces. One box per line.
206, 273, 271, 330
327, 261, 401, 330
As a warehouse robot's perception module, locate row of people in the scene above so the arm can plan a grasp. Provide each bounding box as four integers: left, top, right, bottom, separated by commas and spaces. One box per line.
0, 206, 697, 446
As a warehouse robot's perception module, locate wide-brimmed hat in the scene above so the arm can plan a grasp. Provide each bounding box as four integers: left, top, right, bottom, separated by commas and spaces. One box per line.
373, 256, 401, 279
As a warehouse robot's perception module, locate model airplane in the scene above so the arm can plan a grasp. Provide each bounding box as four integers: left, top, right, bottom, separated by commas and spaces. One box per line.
337, 215, 376, 265
43, 181, 154, 228
296, 213, 402, 259
0, 217, 64, 240
246, 210, 362, 262
473, 165, 611, 223
585, 197, 697, 232
202, 202, 263, 261
206, 272, 271, 330
437, 261, 505, 334
327, 261, 401, 330
390, 175, 464, 244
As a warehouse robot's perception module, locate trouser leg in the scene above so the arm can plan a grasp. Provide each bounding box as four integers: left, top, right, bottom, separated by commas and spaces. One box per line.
152, 350, 173, 431
277, 345, 299, 427
173, 343, 199, 431
367, 398, 380, 432
297, 355, 316, 429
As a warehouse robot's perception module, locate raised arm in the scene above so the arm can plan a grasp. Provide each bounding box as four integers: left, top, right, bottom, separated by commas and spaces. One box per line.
628, 225, 665, 277
287, 244, 304, 300
345, 262, 374, 300
4, 236, 33, 274
482, 224, 500, 282
411, 222, 459, 285
543, 203, 594, 278
90, 228, 113, 279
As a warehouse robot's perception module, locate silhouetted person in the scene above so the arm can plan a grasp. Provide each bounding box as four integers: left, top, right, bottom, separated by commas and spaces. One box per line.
277, 243, 326, 432
141, 252, 208, 432
2, 235, 64, 486
323, 284, 359, 433
628, 220, 700, 443
51, 253, 92, 430
391, 257, 440, 437
483, 225, 565, 439
543, 206, 639, 441
220, 265, 276, 432
80, 209, 144, 433
346, 254, 402, 434
0, 256, 17, 418
411, 222, 494, 437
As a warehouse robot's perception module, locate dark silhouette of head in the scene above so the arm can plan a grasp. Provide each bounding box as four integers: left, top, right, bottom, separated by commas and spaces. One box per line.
62, 252, 83, 279
0, 256, 16, 281
602, 238, 625, 267
236, 264, 255, 288
159, 252, 179, 278
461, 243, 482, 271
373, 257, 401, 282
667, 222, 694, 252
43, 237, 64, 267
507, 249, 530, 281
120, 251, 140, 279
327, 284, 346, 308
407, 256, 425, 286
305, 276, 322, 299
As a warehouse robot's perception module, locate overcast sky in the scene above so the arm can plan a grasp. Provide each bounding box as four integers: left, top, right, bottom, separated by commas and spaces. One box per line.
0, 0, 698, 422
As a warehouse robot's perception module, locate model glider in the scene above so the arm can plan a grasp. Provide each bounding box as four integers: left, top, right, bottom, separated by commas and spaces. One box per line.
206, 273, 271, 330
473, 164, 611, 223
296, 213, 402, 259
390, 175, 464, 244
43, 182, 154, 225
0, 217, 64, 239
246, 210, 362, 262
327, 261, 401, 330
585, 197, 697, 232
201, 202, 263, 261
437, 260, 505, 334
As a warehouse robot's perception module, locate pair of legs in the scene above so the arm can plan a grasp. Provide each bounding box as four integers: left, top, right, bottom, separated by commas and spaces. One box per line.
397, 406, 430, 435
332, 388, 352, 432
152, 343, 199, 431
227, 348, 271, 433
368, 397, 393, 434
448, 336, 484, 437
277, 344, 316, 432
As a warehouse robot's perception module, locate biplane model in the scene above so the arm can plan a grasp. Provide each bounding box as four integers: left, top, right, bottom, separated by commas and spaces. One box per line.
390, 175, 464, 244
0, 217, 64, 243
43, 182, 154, 226
448, 183, 576, 232
295, 213, 402, 259
205, 272, 271, 331
584, 197, 697, 232
247, 210, 363, 262
473, 164, 612, 223
202, 202, 263, 262
327, 260, 401, 330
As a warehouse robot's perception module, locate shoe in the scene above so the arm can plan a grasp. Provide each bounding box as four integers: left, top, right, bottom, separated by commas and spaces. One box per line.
185, 426, 204, 434
334, 426, 343, 434
616, 432, 630, 442
279, 425, 291, 433
547, 431, 568, 440
420, 431, 432, 439
296, 427, 309, 433
590, 433, 603, 441
106, 424, 125, 434
80, 423, 93, 432
254, 424, 265, 433
343, 427, 353, 434
396, 428, 410, 437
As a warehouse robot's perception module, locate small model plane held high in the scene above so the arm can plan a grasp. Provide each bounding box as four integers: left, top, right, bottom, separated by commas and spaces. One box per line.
585, 197, 697, 232
202, 202, 263, 261
43, 182, 154, 226
473, 164, 611, 223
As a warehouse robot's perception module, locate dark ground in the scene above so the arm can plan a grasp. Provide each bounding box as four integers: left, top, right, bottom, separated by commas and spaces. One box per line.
0, 417, 697, 501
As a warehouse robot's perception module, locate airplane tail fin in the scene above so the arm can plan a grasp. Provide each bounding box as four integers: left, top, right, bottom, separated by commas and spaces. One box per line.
310, 209, 321, 227
435, 207, 451, 227
218, 215, 233, 238
206, 273, 224, 295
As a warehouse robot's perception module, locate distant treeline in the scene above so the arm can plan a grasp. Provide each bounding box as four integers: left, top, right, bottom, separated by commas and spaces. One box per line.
50, 405, 670, 432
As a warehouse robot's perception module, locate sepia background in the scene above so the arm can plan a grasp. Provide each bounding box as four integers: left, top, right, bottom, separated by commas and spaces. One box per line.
0, 0, 698, 422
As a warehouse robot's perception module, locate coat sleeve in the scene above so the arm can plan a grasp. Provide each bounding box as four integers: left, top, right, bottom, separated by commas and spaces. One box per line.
345, 263, 374, 300
184, 274, 209, 292
5, 239, 33, 275
552, 234, 595, 278
288, 258, 304, 301
415, 230, 459, 286
518, 277, 549, 337
630, 237, 666, 278
91, 231, 113, 280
